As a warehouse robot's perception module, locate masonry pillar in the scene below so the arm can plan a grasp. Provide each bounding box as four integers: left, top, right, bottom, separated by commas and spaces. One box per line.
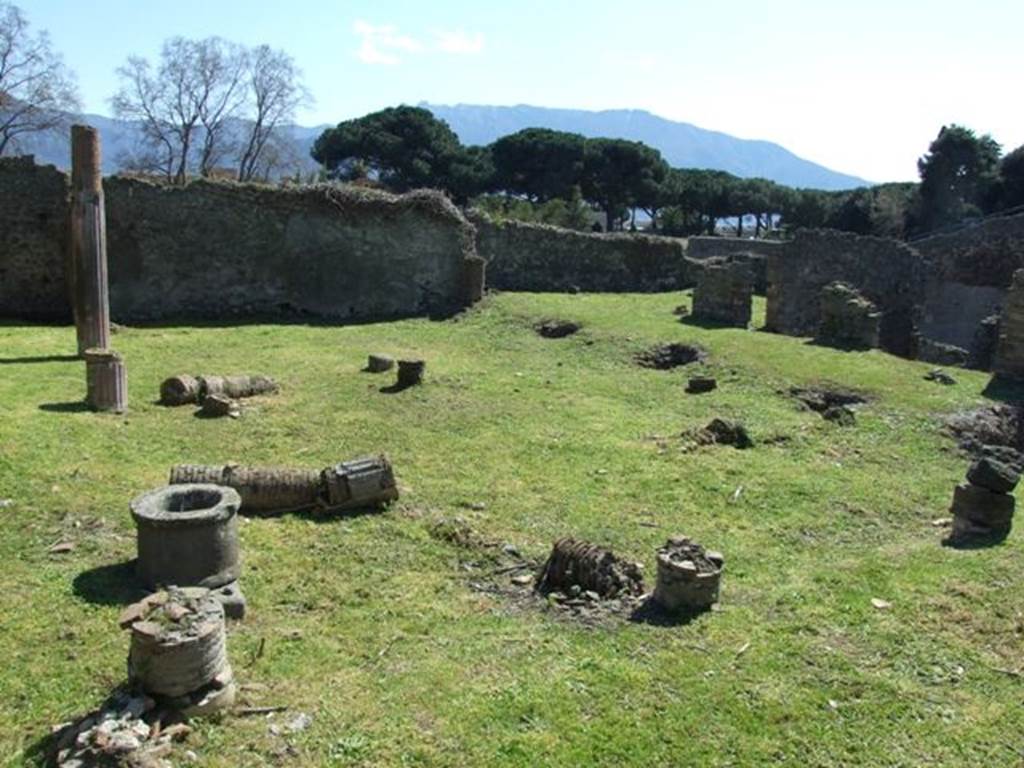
69, 125, 111, 356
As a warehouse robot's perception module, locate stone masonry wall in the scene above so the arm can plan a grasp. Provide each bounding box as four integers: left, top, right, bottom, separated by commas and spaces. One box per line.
765, 229, 924, 357
691, 257, 753, 327
994, 269, 1024, 380
471, 213, 692, 293
687, 236, 782, 294
104, 178, 476, 321
0, 157, 477, 323
915, 212, 1024, 351
0, 156, 70, 321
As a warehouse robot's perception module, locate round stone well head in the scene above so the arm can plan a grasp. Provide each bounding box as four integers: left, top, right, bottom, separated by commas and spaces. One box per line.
130, 483, 242, 590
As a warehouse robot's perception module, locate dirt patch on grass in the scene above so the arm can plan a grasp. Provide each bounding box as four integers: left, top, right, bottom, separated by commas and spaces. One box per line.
636, 343, 706, 370
790, 386, 869, 424
535, 319, 582, 338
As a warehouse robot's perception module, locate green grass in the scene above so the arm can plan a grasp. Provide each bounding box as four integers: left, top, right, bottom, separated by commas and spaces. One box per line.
1, 292, 1021, 767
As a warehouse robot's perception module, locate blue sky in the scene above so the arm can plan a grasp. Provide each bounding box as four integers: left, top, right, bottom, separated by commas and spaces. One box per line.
23, 0, 1024, 182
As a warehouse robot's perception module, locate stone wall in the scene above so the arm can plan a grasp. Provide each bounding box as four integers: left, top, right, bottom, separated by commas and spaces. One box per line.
104, 178, 476, 321
765, 229, 923, 357
994, 269, 1024, 380
915, 212, 1024, 352
471, 214, 692, 293
691, 257, 753, 327
0, 156, 70, 320
0, 157, 477, 322
687, 236, 781, 294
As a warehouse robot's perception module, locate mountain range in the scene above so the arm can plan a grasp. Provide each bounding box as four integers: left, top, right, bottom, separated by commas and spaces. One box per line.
11, 104, 870, 191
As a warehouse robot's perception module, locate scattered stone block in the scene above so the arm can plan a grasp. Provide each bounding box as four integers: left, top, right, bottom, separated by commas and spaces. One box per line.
966, 456, 1020, 494
199, 393, 239, 418
822, 405, 856, 426
924, 368, 957, 385
696, 418, 753, 449
817, 281, 880, 349
366, 354, 395, 373
535, 319, 581, 338
948, 481, 1016, 543
686, 376, 717, 394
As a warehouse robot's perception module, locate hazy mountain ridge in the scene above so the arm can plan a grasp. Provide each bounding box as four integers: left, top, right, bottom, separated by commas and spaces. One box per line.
11, 104, 869, 191
424, 103, 870, 190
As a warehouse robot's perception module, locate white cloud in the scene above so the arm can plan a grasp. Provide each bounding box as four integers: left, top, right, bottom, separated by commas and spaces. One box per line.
353, 20, 423, 66
353, 21, 484, 65
433, 29, 485, 55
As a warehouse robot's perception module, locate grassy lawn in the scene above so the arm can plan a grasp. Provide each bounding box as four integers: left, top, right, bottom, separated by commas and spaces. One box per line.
0, 291, 1021, 767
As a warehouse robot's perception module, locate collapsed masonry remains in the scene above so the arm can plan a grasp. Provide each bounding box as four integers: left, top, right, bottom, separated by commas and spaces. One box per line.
691, 257, 754, 327
4, 153, 1024, 371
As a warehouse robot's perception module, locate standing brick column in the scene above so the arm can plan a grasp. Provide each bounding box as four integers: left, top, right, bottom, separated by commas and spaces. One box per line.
69, 125, 111, 356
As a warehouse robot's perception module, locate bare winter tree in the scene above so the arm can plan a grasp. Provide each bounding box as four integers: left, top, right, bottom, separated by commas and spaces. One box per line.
236, 45, 310, 182
0, 2, 80, 155
193, 38, 247, 177
112, 37, 309, 183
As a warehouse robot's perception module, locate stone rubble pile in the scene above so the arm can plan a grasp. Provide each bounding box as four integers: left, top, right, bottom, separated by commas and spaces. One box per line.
51, 689, 190, 768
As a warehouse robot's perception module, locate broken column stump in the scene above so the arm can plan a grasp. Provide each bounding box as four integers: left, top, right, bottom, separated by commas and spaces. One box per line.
130, 484, 244, 617
947, 454, 1019, 543
124, 587, 236, 716
652, 536, 724, 615
396, 359, 425, 388
535, 538, 644, 599
69, 125, 111, 357
169, 455, 399, 515
84, 347, 127, 412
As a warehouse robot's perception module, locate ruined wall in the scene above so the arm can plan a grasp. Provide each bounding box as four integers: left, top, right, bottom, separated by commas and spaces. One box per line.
472, 214, 691, 292
915, 213, 1024, 351
0, 156, 70, 320
105, 179, 476, 321
687, 237, 781, 294
0, 156, 477, 322
765, 229, 923, 356
994, 269, 1024, 380
691, 257, 753, 327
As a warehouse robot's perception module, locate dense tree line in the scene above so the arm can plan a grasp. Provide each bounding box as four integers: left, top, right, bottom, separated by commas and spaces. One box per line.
314, 108, 1024, 239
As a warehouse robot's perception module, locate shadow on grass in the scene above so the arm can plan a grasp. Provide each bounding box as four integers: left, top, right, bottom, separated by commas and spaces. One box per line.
982, 375, 1024, 404
73, 560, 146, 607
942, 531, 1011, 550
628, 598, 705, 627
38, 401, 90, 414
378, 381, 420, 395
677, 315, 748, 331
0, 354, 80, 365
